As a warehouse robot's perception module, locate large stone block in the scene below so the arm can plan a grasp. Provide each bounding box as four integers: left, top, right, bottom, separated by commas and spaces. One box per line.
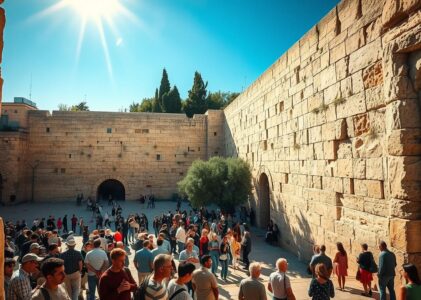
349, 39, 382, 74
385, 99, 421, 133
387, 129, 421, 156
388, 156, 421, 200
390, 219, 421, 253
382, 0, 421, 29
390, 198, 421, 220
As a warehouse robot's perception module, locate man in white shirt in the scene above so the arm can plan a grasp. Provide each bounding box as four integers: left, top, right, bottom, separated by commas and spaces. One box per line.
167, 262, 196, 300
176, 222, 187, 253
84, 239, 109, 300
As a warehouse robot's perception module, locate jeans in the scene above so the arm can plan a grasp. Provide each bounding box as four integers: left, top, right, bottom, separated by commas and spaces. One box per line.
379, 276, 396, 300
210, 251, 219, 274
220, 259, 228, 279
177, 241, 185, 253
64, 271, 81, 300
87, 275, 98, 300
128, 228, 135, 242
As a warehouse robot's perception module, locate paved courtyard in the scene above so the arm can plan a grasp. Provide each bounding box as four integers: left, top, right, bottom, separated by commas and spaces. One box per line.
1, 201, 384, 299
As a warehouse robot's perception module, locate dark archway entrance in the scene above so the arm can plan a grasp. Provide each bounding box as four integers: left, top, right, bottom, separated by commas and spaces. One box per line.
258, 173, 270, 228
97, 179, 125, 201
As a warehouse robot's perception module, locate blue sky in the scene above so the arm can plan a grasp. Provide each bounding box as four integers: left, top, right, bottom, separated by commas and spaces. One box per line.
3, 0, 339, 112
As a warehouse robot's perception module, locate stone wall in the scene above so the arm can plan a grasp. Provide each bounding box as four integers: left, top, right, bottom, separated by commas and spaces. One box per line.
0, 109, 224, 203
224, 0, 421, 272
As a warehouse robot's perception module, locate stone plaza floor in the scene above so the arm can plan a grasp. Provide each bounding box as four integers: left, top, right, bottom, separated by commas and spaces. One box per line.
1, 200, 385, 299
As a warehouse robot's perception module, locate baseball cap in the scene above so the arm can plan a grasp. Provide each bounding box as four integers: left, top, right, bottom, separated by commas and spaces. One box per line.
22, 253, 43, 263
30, 243, 41, 250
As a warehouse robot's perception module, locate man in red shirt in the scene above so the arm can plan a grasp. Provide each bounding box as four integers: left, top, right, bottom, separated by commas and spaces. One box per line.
98, 248, 137, 300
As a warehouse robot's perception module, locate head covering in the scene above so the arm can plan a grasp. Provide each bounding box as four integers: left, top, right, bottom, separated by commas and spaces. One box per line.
30, 243, 41, 250
22, 253, 43, 263
66, 238, 76, 247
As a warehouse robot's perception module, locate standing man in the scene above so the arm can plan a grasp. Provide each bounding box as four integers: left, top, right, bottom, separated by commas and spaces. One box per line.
133, 240, 154, 284
268, 258, 296, 300
84, 239, 109, 300
239, 262, 267, 300
192, 255, 219, 300
63, 215, 68, 234
71, 215, 78, 233
144, 254, 173, 300
31, 258, 70, 300
176, 222, 187, 254
99, 248, 137, 300
4, 258, 16, 299
60, 238, 83, 300
309, 245, 333, 277
8, 253, 43, 300
241, 225, 252, 270
378, 241, 397, 300
167, 262, 196, 300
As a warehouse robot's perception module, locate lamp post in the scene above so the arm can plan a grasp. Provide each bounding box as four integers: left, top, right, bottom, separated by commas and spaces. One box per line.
28, 160, 40, 203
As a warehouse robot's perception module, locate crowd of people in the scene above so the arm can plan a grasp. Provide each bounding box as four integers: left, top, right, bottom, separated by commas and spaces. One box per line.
3, 200, 421, 300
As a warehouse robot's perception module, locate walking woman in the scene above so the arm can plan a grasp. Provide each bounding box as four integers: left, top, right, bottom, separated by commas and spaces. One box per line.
231, 232, 241, 270
333, 242, 348, 290
219, 235, 230, 281
357, 243, 375, 297
399, 264, 421, 300
308, 263, 335, 300
208, 233, 220, 275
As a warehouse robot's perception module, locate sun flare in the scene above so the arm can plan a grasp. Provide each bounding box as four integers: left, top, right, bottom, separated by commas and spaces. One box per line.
68, 0, 119, 20
31, 0, 140, 79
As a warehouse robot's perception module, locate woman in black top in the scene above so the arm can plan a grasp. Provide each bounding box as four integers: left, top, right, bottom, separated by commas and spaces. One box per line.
357, 243, 375, 296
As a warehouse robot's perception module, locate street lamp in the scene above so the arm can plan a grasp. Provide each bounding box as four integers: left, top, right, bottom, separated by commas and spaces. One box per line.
27, 160, 40, 203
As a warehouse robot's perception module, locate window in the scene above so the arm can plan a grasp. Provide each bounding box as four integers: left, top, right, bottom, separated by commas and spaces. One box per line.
156, 154, 161, 161
68, 154, 72, 158
142, 129, 149, 133
107, 128, 112, 133
46, 127, 50, 133
60, 168, 66, 173
214, 132, 217, 136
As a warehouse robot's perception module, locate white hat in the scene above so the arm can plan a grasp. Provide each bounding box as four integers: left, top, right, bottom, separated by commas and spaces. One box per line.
66, 238, 76, 247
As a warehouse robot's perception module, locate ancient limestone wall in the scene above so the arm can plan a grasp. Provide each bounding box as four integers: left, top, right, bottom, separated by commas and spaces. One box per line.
21, 110, 217, 201
224, 0, 421, 272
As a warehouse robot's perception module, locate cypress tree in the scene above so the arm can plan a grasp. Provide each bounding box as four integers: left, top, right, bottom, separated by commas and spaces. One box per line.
152, 88, 161, 112
162, 86, 182, 113
158, 68, 171, 111
184, 71, 208, 117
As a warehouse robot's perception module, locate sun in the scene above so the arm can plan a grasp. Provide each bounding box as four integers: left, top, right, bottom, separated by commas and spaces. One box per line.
31, 0, 140, 78
68, 0, 119, 20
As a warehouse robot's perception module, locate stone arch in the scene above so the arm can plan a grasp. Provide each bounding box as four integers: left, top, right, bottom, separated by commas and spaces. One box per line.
258, 172, 271, 228
97, 179, 125, 201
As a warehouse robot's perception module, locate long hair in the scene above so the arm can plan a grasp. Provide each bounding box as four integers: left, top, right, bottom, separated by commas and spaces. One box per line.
403, 264, 421, 285
337, 242, 347, 256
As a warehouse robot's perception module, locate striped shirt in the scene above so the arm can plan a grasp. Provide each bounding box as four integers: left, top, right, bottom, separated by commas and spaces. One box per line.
8, 268, 32, 300
60, 248, 83, 274
145, 277, 168, 300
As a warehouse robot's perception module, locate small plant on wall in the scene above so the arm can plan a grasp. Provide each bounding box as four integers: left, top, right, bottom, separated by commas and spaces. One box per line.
368, 127, 378, 140
333, 97, 346, 106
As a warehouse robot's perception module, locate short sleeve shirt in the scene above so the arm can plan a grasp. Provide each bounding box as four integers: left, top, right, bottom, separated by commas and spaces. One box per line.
84, 248, 109, 276
239, 277, 267, 300
191, 267, 218, 300
269, 271, 291, 299
145, 277, 168, 300
31, 284, 71, 300
167, 279, 192, 300
134, 248, 154, 273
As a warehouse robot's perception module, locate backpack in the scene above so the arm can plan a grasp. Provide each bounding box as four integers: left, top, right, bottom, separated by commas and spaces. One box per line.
169, 288, 186, 300
133, 274, 152, 300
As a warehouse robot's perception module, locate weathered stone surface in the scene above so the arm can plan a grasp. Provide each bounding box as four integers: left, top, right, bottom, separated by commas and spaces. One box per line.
382, 0, 421, 29
390, 198, 421, 220
387, 129, 421, 156
349, 39, 382, 74
385, 99, 421, 132
390, 219, 421, 253
363, 60, 383, 89
388, 156, 421, 200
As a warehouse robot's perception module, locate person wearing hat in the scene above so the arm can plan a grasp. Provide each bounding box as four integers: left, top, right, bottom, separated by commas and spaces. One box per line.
60, 238, 83, 300
31, 257, 70, 300
30, 243, 42, 256
4, 257, 16, 299
8, 253, 43, 300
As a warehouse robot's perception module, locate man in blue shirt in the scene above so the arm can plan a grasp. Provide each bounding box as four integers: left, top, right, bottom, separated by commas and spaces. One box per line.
378, 241, 397, 300
309, 245, 333, 277
134, 240, 154, 284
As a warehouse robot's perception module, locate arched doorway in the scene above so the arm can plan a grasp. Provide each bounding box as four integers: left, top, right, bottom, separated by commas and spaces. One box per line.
258, 173, 270, 228
97, 179, 125, 201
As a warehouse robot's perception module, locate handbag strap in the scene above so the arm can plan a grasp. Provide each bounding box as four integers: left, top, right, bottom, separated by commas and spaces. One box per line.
169, 288, 186, 300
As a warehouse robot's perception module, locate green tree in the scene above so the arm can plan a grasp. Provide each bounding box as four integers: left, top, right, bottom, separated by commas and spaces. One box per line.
184, 71, 208, 117
178, 157, 252, 213
158, 68, 171, 111
152, 88, 161, 112
57, 104, 71, 111
162, 86, 182, 113
138, 98, 153, 112
71, 101, 89, 111
129, 102, 139, 112
207, 91, 240, 109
